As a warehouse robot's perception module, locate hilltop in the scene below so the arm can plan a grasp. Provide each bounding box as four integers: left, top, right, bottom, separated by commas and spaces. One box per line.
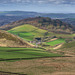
0, 17, 74, 33
0, 11, 75, 27
8, 24, 47, 41
0, 30, 34, 47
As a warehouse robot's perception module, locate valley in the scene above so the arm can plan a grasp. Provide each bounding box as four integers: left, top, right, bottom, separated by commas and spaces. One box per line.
0, 16, 75, 75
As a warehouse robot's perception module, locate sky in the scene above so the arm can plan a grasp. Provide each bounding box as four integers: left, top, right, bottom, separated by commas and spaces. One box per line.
0, 0, 75, 13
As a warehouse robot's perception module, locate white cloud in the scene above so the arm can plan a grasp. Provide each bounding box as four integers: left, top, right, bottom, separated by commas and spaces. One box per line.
0, 0, 75, 5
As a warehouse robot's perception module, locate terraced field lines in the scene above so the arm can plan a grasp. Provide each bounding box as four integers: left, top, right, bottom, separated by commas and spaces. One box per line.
0, 47, 62, 61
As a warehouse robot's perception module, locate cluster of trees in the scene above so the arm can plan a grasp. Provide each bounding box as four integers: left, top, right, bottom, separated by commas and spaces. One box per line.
1, 16, 74, 32
38, 17, 73, 30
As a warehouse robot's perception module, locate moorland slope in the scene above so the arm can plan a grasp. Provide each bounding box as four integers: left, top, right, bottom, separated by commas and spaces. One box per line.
0, 30, 34, 47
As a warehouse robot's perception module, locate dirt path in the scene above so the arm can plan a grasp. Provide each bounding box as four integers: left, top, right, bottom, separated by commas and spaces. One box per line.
53, 43, 63, 49
47, 38, 58, 42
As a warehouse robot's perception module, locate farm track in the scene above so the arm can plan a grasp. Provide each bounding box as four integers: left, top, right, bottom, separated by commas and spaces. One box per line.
53, 43, 63, 49
47, 38, 58, 42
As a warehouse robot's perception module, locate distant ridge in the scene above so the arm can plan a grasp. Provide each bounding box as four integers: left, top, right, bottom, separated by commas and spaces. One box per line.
0, 17, 74, 33
0, 11, 75, 18
0, 11, 75, 27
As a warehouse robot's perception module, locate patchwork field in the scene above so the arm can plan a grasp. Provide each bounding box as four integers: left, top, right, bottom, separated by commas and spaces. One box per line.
8, 24, 47, 41
46, 39, 65, 46
8, 24, 75, 41
0, 46, 74, 75
0, 26, 75, 75
0, 47, 62, 61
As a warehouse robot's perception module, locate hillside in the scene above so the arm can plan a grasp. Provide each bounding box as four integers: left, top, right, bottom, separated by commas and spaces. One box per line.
41, 13, 75, 19
0, 30, 34, 47
0, 11, 38, 17
0, 17, 74, 33
62, 41, 75, 48
60, 18, 75, 26
0, 15, 25, 26
0, 11, 75, 28
58, 41, 75, 56
0, 11, 40, 26
1, 11, 75, 19
8, 24, 47, 41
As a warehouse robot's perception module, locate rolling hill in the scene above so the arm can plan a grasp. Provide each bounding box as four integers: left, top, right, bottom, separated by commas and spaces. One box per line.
0, 11, 40, 26
8, 24, 75, 41
0, 30, 34, 47
0, 11, 75, 19
61, 41, 75, 49
59, 41, 75, 55
0, 11, 75, 28
0, 11, 38, 17
41, 13, 75, 19
60, 18, 75, 26
8, 24, 47, 41
0, 17, 74, 34
0, 15, 25, 26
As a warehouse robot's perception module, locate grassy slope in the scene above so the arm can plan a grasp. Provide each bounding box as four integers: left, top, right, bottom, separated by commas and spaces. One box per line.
57, 41, 75, 55
8, 24, 47, 41
0, 30, 34, 47
46, 39, 65, 46
0, 47, 61, 61
61, 41, 75, 49
7, 24, 75, 47
8, 24, 75, 41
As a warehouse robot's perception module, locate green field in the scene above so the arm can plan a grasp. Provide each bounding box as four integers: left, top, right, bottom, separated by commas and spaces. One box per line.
46, 39, 65, 46
8, 24, 47, 41
61, 41, 75, 49
8, 24, 75, 41
0, 47, 61, 61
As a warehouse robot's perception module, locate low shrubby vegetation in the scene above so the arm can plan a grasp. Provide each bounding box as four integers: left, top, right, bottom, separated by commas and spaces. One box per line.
0, 30, 34, 47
